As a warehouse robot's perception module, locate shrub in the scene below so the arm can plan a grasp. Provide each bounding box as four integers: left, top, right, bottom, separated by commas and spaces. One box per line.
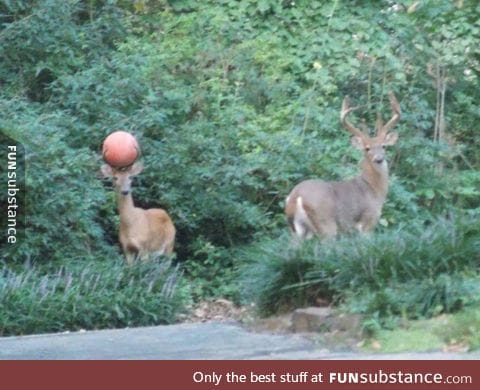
241, 215, 480, 321
0, 100, 116, 264
0, 259, 187, 336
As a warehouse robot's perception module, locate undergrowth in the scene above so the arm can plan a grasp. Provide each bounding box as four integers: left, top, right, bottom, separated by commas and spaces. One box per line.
241, 215, 480, 323
0, 259, 188, 336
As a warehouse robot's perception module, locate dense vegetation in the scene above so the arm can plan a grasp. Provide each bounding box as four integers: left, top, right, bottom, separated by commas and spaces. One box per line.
0, 260, 186, 336
0, 0, 479, 336
242, 217, 480, 319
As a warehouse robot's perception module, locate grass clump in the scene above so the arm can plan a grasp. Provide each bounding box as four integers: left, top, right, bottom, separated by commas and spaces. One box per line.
363, 305, 480, 353
0, 259, 188, 336
240, 236, 327, 315
241, 215, 480, 323
438, 306, 480, 350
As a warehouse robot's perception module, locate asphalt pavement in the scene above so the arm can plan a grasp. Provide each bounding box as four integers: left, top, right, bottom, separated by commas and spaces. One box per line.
1, 322, 480, 360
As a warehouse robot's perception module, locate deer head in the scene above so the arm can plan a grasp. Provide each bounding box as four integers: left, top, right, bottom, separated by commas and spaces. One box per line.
341, 92, 400, 171
101, 161, 144, 196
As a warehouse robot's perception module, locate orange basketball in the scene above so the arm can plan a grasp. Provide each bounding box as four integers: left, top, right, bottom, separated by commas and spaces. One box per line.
102, 131, 139, 168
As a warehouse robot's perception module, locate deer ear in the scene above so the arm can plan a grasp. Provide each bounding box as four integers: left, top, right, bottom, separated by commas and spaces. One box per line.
351, 136, 365, 150
129, 161, 144, 176
100, 164, 113, 178
384, 132, 399, 146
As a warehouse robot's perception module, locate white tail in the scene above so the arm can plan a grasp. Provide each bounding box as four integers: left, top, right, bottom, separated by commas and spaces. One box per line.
101, 162, 175, 264
285, 92, 401, 240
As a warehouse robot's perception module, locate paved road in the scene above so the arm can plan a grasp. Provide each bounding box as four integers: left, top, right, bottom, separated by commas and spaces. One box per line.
1, 322, 479, 360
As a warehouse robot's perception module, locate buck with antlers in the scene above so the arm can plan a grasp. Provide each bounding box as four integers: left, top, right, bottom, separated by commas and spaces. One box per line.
101, 162, 176, 264
285, 92, 401, 240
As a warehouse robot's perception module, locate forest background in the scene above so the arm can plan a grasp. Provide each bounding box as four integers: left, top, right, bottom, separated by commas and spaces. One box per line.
0, 0, 479, 348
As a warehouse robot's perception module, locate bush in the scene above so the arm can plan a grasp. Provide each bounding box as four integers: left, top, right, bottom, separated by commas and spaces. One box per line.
0, 259, 188, 336
0, 99, 116, 264
241, 215, 480, 321
0, 0, 126, 101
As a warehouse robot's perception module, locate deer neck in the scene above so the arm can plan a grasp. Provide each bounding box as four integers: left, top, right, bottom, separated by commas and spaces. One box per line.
117, 192, 137, 228
360, 158, 389, 199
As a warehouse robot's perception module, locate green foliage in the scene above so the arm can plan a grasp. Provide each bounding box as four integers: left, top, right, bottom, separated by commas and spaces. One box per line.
3, 0, 479, 265
240, 234, 325, 315
1, 0, 479, 334
0, 99, 116, 263
242, 215, 480, 321
366, 305, 480, 352
438, 306, 480, 350
183, 238, 239, 301
0, 259, 187, 336
0, 0, 126, 101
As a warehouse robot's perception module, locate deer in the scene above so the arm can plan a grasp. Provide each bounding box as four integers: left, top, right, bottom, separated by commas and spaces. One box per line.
285, 92, 401, 240
101, 162, 176, 264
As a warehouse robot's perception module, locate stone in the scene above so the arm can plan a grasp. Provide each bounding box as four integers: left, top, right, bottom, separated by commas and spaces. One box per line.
291, 307, 362, 334
328, 312, 362, 333
291, 307, 334, 333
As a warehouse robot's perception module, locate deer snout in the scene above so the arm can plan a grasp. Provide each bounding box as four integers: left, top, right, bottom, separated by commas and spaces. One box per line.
371, 149, 386, 164
117, 179, 132, 196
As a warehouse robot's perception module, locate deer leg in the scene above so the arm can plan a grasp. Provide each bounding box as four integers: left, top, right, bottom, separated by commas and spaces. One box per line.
138, 250, 152, 263
165, 240, 174, 255
358, 211, 380, 234
124, 251, 136, 265
157, 241, 174, 258
317, 221, 337, 239
123, 243, 140, 265
308, 207, 337, 239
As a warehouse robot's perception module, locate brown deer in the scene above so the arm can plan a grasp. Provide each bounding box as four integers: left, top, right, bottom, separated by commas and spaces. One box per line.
101, 162, 175, 264
285, 92, 401, 240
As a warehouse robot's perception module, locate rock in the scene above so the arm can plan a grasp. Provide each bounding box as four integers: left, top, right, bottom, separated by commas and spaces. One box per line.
187, 299, 250, 323
247, 314, 292, 333
328, 312, 362, 333
291, 307, 333, 333
291, 307, 362, 334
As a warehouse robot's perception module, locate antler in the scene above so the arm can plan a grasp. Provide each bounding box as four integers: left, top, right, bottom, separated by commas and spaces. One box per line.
378, 92, 401, 137
341, 96, 365, 139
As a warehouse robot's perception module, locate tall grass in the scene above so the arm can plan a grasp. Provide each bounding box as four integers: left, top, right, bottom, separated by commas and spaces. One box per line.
240, 215, 480, 321
0, 259, 187, 336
